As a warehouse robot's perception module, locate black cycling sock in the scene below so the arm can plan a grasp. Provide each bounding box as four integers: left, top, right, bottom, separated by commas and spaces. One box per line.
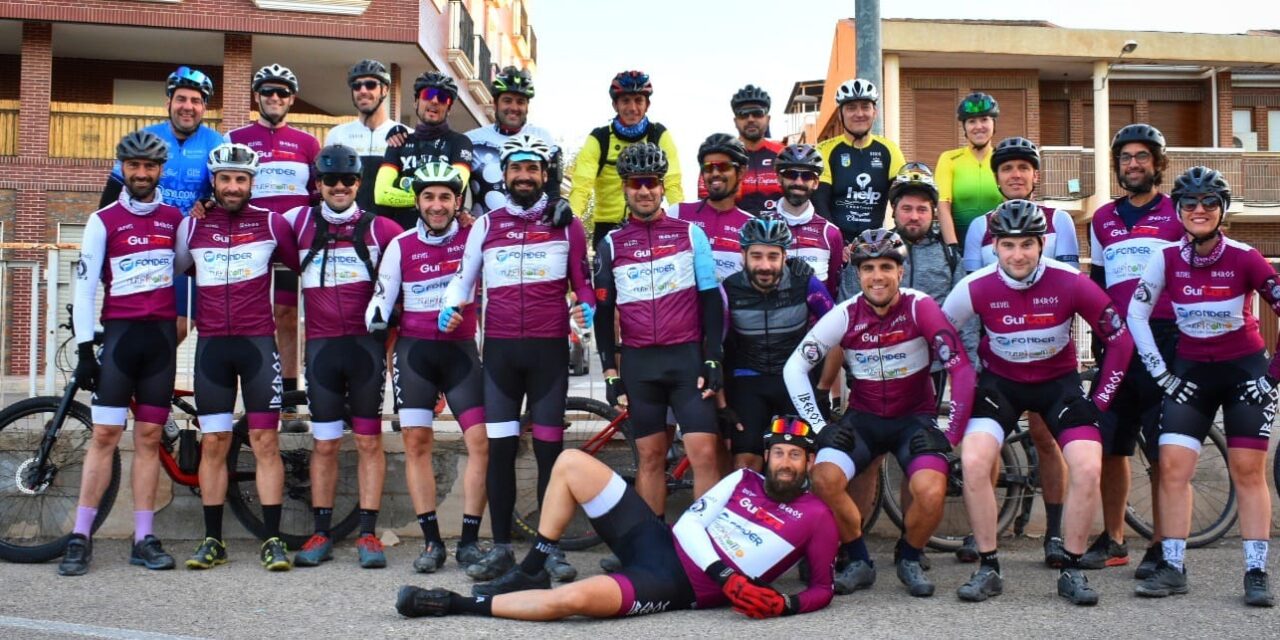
897, 538, 922, 563
532, 439, 563, 507
520, 534, 558, 575
313, 507, 333, 538
842, 537, 872, 566
203, 504, 224, 541
487, 436, 520, 544
262, 504, 282, 539
417, 511, 442, 545
448, 592, 494, 616
359, 509, 379, 537
283, 377, 298, 394
979, 549, 1000, 573
1065, 550, 1083, 569
460, 514, 483, 545
1044, 503, 1063, 539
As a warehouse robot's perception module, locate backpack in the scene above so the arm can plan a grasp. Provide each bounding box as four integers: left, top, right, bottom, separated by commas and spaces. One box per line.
590, 122, 668, 176
300, 206, 378, 287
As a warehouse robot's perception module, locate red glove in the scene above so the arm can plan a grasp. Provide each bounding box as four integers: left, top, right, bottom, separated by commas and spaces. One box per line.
723, 574, 787, 619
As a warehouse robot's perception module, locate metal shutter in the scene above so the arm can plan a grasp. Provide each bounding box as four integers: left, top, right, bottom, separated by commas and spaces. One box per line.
912, 88, 958, 166
1041, 100, 1070, 146
1082, 103, 1135, 148
1148, 100, 1206, 147
981, 89, 1027, 141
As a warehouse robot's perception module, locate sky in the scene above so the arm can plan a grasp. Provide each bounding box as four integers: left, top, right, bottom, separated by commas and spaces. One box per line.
527, 0, 1280, 195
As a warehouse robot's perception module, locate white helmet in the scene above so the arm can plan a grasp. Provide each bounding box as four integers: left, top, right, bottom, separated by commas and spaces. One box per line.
253, 64, 299, 94
207, 143, 260, 176
499, 133, 553, 169
835, 78, 878, 105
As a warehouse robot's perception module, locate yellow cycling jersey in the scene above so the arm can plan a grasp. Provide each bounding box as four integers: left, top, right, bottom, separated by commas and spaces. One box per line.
935, 145, 1003, 235
568, 124, 683, 225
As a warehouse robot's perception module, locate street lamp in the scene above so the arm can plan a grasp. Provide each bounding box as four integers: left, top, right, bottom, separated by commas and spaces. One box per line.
1098, 40, 1140, 90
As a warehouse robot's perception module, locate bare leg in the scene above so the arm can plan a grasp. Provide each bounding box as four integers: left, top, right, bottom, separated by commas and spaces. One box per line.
311, 439, 340, 510
491, 575, 623, 620
1100, 454, 1131, 542
633, 433, 667, 515
904, 469, 947, 549
462, 425, 489, 516
355, 434, 385, 510
1028, 413, 1067, 505
198, 432, 233, 506
812, 462, 861, 543
1060, 440, 1103, 555
249, 429, 284, 505
130, 422, 163, 511
402, 428, 437, 514
77, 426, 124, 508
1155, 445, 1198, 539
850, 455, 884, 519
683, 432, 722, 499
733, 453, 763, 472
1228, 448, 1271, 540
961, 433, 1002, 553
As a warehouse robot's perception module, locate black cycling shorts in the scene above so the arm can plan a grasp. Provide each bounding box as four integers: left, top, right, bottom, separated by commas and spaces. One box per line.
483, 337, 567, 439
1097, 319, 1179, 458
394, 337, 485, 431
1160, 351, 1276, 452
194, 335, 282, 433
815, 411, 949, 481
591, 483, 698, 617
726, 374, 795, 455
968, 370, 1101, 447
304, 335, 385, 438
91, 320, 176, 427
620, 343, 716, 439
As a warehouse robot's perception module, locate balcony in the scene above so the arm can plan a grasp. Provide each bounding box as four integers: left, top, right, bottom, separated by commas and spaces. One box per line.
466, 34, 493, 105
446, 0, 477, 81
0, 100, 16, 156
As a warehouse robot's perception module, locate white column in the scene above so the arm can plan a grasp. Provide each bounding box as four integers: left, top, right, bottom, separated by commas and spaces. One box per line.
884, 53, 900, 145
1090, 60, 1111, 214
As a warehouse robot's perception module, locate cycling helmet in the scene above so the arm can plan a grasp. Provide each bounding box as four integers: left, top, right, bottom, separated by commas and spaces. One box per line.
252, 64, 298, 94
730, 84, 771, 111
849, 228, 907, 265
763, 415, 816, 453
348, 59, 391, 86
835, 78, 878, 105
414, 71, 459, 98
887, 163, 938, 205
166, 66, 214, 100
1171, 166, 1232, 215
957, 92, 999, 121
739, 217, 793, 250
490, 66, 535, 99
775, 144, 824, 173
315, 144, 361, 176
991, 137, 1040, 171
499, 133, 553, 169
697, 133, 749, 167
616, 142, 668, 178
1111, 123, 1166, 156
207, 143, 259, 176
410, 162, 466, 196
116, 130, 170, 163
609, 70, 653, 99
988, 199, 1048, 238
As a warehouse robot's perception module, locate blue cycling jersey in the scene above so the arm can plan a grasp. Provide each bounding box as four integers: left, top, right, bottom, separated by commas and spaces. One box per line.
111, 123, 223, 215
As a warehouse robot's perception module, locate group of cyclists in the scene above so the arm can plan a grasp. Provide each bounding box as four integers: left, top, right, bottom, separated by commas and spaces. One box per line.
59, 57, 1276, 620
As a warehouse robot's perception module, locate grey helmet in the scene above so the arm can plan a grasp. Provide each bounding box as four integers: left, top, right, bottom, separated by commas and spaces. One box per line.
616, 142, 668, 178
116, 130, 170, 163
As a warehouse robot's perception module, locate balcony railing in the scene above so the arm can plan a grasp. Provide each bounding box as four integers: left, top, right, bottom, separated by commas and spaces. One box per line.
446, 0, 476, 78
0, 100, 17, 156
475, 35, 492, 88
528, 25, 537, 63
1039, 147, 1280, 206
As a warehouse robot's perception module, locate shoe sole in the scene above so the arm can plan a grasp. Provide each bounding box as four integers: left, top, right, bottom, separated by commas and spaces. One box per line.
185, 558, 227, 570
57, 566, 89, 577
1062, 592, 1099, 606
1135, 585, 1189, 597
263, 560, 292, 571
360, 557, 388, 569
1245, 596, 1275, 607
550, 571, 578, 583
293, 553, 333, 567
957, 588, 1000, 602
130, 557, 176, 570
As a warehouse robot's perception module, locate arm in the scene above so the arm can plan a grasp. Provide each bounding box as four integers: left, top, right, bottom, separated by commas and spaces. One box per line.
935, 151, 957, 245
791, 510, 839, 614
1088, 224, 1107, 290
1078, 274, 1134, 410
593, 237, 619, 371
917, 297, 976, 443
1245, 251, 1280, 381
366, 238, 402, 330
1053, 211, 1080, 269
442, 214, 489, 308
72, 215, 107, 344
568, 135, 601, 217
962, 217, 986, 272
689, 226, 722, 360
948, 257, 981, 366
806, 275, 835, 319
544, 146, 565, 201
825, 224, 844, 297
813, 143, 834, 220
670, 470, 745, 571
783, 303, 851, 431
174, 217, 194, 274
269, 212, 302, 273
374, 163, 415, 209
567, 218, 595, 307
451, 137, 475, 189
1126, 249, 1169, 380
659, 130, 684, 205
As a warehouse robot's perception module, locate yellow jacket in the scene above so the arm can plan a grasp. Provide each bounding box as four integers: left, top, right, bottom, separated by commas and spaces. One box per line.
569, 123, 683, 225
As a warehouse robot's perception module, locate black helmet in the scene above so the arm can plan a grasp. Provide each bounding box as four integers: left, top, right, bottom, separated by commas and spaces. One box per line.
1172, 166, 1232, 214
414, 71, 458, 98
739, 217, 792, 249
762, 415, 816, 453
253, 64, 299, 94
988, 200, 1048, 238
609, 70, 653, 99
991, 137, 1040, 171
348, 59, 390, 86
616, 142, 668, 178
315, 144, 361, 176
166, 66, 214, 100
1111, 123, 1166, 156
490, 66, 535, 99
775, 144, 823, 173
957, 92, 999, 121
849, 229, 907, 265
116, 130, 169, 163
730, 85, 771, 112
697, 133, 749, 167
887, 162, 938, 205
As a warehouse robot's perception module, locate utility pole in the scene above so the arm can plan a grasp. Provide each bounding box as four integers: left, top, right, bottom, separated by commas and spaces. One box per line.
855, 0, 882, 135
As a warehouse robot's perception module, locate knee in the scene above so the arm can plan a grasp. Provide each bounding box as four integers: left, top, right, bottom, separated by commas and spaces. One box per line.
202, 432, 231, 457
353, 435, 382, 456
810, 465, 847, 499
911, 476, 947, 508
404, 435, 433, 459
961, 448, 993, 480
1069, 457, 1102, 488
1230, 461, 1267, 488
314, 439, 341, 457
249, 433, 280, 457
554, 448, 591, 474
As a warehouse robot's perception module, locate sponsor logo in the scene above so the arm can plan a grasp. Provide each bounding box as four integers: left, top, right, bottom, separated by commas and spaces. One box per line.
1032, 297, 1058, 306
1211, 270, 1235, 279
627, 601, 672, 616
712, 236, 741, 252
652, 244, 678, 258
853, 351, 907, 365
495, 248, 548, 262
203, 251, 253, 263
1181, 285, 1233, 299
119, 256, 171, 272
1102, 245, 1150, 261
988, 300, 1010, 309
1175, 307, 1233, 319
737, 497, 784, 532
800, 339, 823, 364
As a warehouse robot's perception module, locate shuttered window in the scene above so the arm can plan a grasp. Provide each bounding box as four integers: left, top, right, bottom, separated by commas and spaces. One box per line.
1148, 100, 1205, 147
1041, 100, 1070, 146
913, 88, 959, 167
980, 88, 1027, 142
1082, 103, 1134, 148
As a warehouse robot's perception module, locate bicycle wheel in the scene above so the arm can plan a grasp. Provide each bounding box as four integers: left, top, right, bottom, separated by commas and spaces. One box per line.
1125, 425, 1236, 548
226, 390, 361, 549
0, 396, 120, 562
513, 397, 637, 551
882, 430, 1029, 552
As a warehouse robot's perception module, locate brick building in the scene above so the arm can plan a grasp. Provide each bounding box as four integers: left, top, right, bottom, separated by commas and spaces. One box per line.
0, 0, 539, 375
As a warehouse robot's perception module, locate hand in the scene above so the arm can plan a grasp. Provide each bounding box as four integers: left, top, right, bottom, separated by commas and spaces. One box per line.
815, 388, 832, 421
385, 124, 410, 147
1156, 371, 1198, 404
717, 406, 743, 434
699, 360, 723, 398
605, 375, 627, 408
369, 308, 388, 332
189, 199, 211, 220
1239, 374, 1279, 406
716, 570, 787, 619
74, 342, 100, 392
543, 198, 575, 229
816, 419, 856, 452
457, 210, 475, 228
437, 306, 462, 333
571, 302, 594, 331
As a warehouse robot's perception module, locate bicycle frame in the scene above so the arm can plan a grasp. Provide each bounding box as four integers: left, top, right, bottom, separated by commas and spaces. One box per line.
23, 378, 81, 492
577, 406, 692, 482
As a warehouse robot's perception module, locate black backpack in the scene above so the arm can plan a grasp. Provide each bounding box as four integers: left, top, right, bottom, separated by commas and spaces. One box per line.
590, 122, 667, 176
300, 206, 378, 287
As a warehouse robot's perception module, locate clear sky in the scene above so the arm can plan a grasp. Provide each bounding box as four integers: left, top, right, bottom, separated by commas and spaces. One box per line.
526, 0, 1279, 195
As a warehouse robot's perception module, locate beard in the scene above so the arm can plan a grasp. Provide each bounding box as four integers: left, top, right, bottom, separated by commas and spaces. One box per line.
764, 466, 807, 503
509, 181, 542, 208
783, 186, 811, 207
747, 265, 780, 290
1121, 173, 1155, 194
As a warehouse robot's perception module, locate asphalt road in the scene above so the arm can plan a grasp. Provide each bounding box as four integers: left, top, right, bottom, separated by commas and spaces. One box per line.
3, 535, 1276, 640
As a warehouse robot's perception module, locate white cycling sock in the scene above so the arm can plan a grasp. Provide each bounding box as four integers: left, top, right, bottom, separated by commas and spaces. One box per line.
1244, 540, 1269, 572
1162, 538, 1187, 571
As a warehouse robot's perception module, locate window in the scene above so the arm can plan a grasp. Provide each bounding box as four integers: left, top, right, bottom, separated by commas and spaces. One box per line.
1270, 110, 1280, 152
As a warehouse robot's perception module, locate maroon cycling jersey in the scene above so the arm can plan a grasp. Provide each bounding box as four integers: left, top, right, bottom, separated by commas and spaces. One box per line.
284, 204, 401, 339
778, 203, 844, 297
670, 201, 753, 281
175, 203, 300, 337
1129, 235, 1280, 380
368, 221, 478, 341
696, 139, 784, 216
943, 258, 1133, 409
225, 122, 321, 213
1089, 194, 1182, 319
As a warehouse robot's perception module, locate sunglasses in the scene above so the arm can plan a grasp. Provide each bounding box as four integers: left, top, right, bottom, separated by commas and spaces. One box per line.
1119, 151, 1153, 165
780, 169, 818, 181
701, 161, 736, 174
1178, 196, 1223, 212
735, 108, 767, 119
350, 79, 381, 91
321, 174, 359, 187
961, 99, 994, 114
419, 88, 453, 104
258, 87, 293, 99
768, 416, 813, 438
625, 176, 661, 190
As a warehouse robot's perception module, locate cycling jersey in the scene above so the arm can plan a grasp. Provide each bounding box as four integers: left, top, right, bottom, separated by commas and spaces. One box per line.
466, 123, 561, 215
225, 122, 321, 213
724, 258, 834, 376
1089, 194, 1182, 319
368, 221, 477, 341
776, 202, 844, 296
174, 203, 300, 337
568, 121, 683, 225
442, 195, 594, 339
669, 201, 753, 281
814, 134, 905, 240
106, 123, 223, 215
376, 128, 474, 228
284, 204, 401, 339
962, 206, 1080, 272
935, 145, 1003, 240
696, 139, 784, 216
784, 289, 976, 441
325, 118, 404, 212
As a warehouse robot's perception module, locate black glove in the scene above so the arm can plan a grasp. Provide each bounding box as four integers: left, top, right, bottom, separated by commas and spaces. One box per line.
816, 419, 856, 452
1239, 374, 1279, 406
384, 123, 410, 142
909, 425, 956, 465
700, 360, 724, 394
606, 375, 627, 407
815, 388, 832, 421
1155, 371, 1198, 405
75, 342, 100, 392
717, 406, 742, 434
543, 198, 574, 229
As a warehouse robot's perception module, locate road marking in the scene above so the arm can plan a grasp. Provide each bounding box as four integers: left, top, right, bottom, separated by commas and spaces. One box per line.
0, 615, 209, 640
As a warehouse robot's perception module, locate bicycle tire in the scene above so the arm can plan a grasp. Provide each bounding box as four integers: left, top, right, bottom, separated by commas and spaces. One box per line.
0, 396, 120, 563
1125, 425, 1237, 548
512, 396, 637, 551
225, 390, 361, 549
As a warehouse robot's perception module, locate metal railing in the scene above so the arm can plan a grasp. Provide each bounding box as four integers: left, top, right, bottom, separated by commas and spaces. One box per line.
528, 25, 537, 63
1039, 147, 1280, 204
0, 99, 17, 156
448, 0, 476, 67
475, 35, 493, 88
